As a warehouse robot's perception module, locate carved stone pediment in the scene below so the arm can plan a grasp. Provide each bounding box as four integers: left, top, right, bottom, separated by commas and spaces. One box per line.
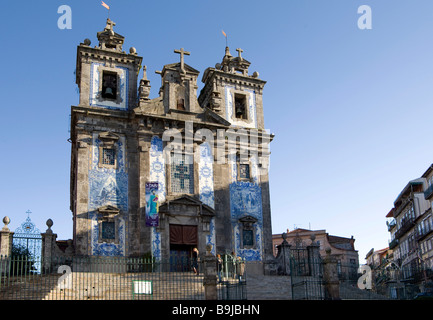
159, 195, 215, 217
98, 205, 120, 220
203, 107, 231, 126
239, 215, 258, 229
239, 215, 258, 223
98, 132, 120, 145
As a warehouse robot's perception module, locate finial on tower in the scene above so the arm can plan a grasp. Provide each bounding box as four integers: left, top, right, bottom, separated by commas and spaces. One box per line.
224, 46, 232, 58
142, 65, 148, 80
139, 65, 151, 102
97, 17, 124, 51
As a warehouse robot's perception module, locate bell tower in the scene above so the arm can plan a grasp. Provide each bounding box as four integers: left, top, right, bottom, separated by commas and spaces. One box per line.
156, 48, 201, 114
199, 47, 274, 274
198, 46, 266, 130
70, 19, 143, 256
75, 18, 142, 111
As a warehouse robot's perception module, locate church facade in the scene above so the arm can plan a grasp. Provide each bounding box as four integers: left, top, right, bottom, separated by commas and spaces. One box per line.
69, 19, 274, 274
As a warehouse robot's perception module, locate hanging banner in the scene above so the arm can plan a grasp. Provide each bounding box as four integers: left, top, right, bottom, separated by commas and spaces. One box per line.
145, 182, 159, 227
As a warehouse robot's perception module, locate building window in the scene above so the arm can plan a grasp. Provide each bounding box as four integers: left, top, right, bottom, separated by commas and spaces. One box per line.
102, 148, 116, 166
101, 221, 116, 240
98, 132, 119, 169
102, 71, 118, 100
236, 155, 250, 181
171, 153, 194, 194
239, 216, 257, 249
239, 163, 250, 180
337, 260, 342, 276
97, 205, 120, 244
234, 94, 247, 119
243, 229, 254, 247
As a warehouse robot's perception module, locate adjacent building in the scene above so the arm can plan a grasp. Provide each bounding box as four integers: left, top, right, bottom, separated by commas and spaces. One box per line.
272, 228, 359, 276
419, 165, 433, 270
384, 164, 433, 294
365, 247, 389, 269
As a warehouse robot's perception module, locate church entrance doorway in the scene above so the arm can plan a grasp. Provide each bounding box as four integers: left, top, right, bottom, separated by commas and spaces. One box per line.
169, 224, 198, 272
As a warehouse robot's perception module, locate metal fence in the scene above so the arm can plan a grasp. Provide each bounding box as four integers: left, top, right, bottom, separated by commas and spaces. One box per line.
217, 254, 247, 300
287, 250, 391, 300
373, 265, 433, 300
289, 249, 325, 300
337, 262, 389, 300
0, 255, 245, 300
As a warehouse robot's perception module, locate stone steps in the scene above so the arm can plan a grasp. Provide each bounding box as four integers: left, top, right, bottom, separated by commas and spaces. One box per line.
0, 274, 62, 300
1, 272, 390, 300
245, 275, 389, 300
43, 272, 205, 300
245, 274, 292, 300
339, 281, 389, 300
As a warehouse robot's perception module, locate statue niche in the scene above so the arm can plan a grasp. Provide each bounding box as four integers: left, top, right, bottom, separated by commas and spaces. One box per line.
176, 85, 186, 111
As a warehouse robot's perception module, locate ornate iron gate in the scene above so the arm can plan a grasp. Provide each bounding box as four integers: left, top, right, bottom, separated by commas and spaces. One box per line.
289, 248, 325, 300
12, 211, 42, 273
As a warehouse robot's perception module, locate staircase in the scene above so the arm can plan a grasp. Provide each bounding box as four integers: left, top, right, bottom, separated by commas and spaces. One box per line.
0, 274, 62, 300
339, 281, 389, 300
245, 274, 292, 300
245, 274, 389, 300
1, 272, 390, 300
42, 272, 205, 300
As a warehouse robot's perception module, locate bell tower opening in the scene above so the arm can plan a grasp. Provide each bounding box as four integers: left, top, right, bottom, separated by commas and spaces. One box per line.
102, 71, 118, 100
234, 93, 247, 119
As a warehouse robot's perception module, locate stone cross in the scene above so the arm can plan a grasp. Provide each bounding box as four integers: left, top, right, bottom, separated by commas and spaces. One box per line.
236, 48, 243, 60
105, 18, 116, 31
174, 48, 190, 74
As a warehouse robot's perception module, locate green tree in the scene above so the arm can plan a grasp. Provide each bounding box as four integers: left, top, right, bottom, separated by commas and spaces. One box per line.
10, 244, 37, 275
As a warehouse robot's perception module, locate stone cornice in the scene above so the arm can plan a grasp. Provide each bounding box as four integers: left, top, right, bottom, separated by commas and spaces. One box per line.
202, 68, 266, 89
77, 44, 143, 66
75, 44, 143, 86
71, 105, 274, 144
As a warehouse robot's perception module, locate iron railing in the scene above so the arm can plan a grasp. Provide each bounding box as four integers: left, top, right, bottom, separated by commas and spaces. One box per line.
289, 249, 325, 300
0, 255, 246, 300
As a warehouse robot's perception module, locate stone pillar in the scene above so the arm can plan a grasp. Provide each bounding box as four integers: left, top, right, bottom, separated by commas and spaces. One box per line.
41, 219, 57, 272
307, 234, 321, 277
202, 244, 218, 300
275, 233, 291, 275
323, 248, 340, 300
0, 216, 14, 257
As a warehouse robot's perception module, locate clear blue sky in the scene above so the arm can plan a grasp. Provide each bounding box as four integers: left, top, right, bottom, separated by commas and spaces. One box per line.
1, 0, 433, 263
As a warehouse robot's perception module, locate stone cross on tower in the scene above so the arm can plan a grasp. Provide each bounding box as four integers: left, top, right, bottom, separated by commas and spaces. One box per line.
105, 18, 116, 32
174, 48, 190, 74
236, 48, 243, 60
